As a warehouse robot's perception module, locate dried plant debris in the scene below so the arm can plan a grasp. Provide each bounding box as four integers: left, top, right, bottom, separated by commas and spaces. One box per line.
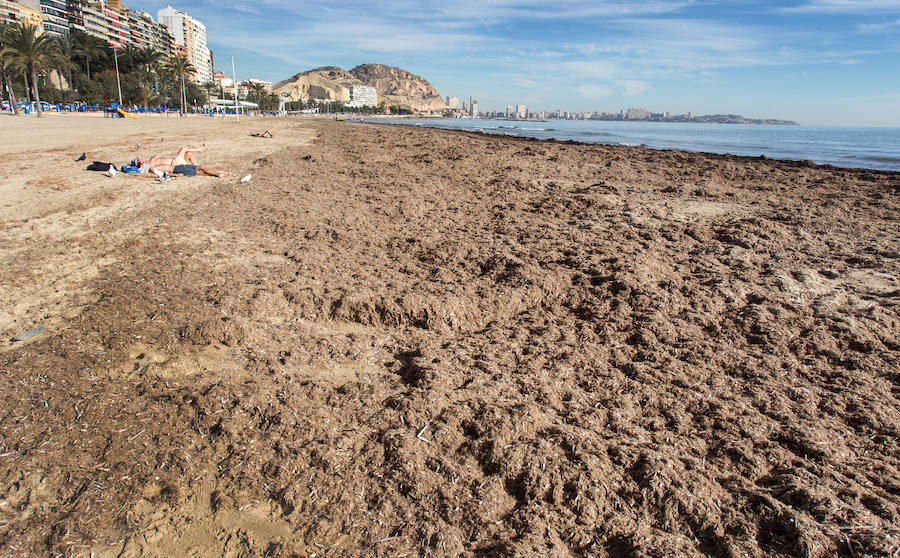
1, 121, 898, 557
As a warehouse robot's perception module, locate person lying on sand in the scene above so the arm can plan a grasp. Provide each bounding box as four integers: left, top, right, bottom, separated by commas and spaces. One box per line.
148, 145, 229, 178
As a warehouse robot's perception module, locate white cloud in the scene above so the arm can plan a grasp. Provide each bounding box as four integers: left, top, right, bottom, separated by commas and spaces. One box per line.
779, 0, 900, 13
560, 61, 618, 79
243, 0, 693, 22
617, 80, 650, 96
576, 84, 615, 98
857, 18, 900, 32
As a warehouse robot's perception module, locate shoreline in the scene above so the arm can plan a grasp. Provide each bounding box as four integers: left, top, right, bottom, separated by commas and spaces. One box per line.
360, 119, 900, 175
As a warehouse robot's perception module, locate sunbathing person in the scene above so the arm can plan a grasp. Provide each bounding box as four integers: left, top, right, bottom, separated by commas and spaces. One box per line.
148, 145, 228, 177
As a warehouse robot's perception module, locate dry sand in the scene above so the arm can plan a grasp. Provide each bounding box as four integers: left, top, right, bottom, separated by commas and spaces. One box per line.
0, 113, 899, 557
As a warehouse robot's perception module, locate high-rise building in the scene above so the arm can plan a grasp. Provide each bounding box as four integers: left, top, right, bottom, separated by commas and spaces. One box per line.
348, 85, 377, 107
2, 0, 45, 32
469, 98, 478, 117
38, 0, 69, 35
64, 0, 84, 32
0, 0, 17, 27
446, 96, 458, 109
79, 0, 130, 47
1, 0, 179, 58
516, 104, 526, 118
126, 9, 174, 55
158, 5, 212, 84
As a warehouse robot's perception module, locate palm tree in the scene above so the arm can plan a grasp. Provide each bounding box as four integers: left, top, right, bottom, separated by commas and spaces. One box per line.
153, 63, 174, 108
201, 79, 215, 100
52, 34, 76, 93
132, 82, 151, 107
72, 30, 106, 81
248, 81, 266, 110
164, 54, 194, 115
137, 47, 162, 97
0, 23, 20, 114
119, 43, 141, 73
1, 23, 55, 116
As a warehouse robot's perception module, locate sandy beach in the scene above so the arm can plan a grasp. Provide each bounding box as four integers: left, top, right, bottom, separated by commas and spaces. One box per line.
1, 113, 899, 556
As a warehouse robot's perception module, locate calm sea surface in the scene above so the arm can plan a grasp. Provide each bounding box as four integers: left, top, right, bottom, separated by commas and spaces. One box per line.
367, 118, 900, 171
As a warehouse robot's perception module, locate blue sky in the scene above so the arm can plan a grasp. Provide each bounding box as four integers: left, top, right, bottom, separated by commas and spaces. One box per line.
139, 1, 900, 125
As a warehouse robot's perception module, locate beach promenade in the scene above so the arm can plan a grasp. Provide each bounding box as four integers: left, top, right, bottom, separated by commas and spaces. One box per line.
1, 113, 898, 556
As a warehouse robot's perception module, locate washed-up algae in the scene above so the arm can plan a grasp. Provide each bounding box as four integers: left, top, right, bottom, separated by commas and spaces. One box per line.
1, 120, 899, 557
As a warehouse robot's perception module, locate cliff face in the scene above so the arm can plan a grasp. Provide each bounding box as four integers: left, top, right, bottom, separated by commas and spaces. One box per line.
272, 66, 360, 103
350, 64, 446, 112
273, 64, 445, 112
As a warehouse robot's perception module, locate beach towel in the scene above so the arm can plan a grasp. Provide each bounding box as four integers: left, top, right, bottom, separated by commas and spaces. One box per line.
121, 165, 140, 173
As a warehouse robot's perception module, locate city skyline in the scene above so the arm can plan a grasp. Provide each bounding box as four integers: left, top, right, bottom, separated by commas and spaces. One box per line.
14, 0, 900, 126
122, 0, 900, 127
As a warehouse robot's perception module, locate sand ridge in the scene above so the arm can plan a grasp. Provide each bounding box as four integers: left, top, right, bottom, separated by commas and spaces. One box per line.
0, 116, 899, 556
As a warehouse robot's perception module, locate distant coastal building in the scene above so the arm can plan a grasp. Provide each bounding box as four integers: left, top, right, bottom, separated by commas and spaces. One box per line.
446, 96, 459, 109
245, 78, 272, 90
214, 71, 233, 90
158, 5, 212, 84
348, 84, 377, 107
516, 104, 526, 118
626, 108, 651, 120
468, 96, 480, 117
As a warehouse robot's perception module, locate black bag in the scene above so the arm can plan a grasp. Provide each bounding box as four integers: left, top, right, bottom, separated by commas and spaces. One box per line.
86, 161, 112, 171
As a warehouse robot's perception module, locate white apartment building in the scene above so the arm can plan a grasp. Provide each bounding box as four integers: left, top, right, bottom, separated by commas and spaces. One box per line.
348, 85, 377, 108
626, 107, 651, 120
516, 104, 526, 118
158, 5, 212, 84
446, 96, 459, 109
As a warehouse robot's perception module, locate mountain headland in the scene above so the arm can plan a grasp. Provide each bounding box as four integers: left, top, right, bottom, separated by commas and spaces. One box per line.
273, 64, 445, 112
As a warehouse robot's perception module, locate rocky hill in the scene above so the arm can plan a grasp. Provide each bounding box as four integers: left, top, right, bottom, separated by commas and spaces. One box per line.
349, 64, 446, 113
272, 66, 360, 104
273, 64, 445, 112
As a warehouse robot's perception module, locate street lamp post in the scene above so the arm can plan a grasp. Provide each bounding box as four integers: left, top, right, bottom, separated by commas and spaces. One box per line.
113, 45, 123, 107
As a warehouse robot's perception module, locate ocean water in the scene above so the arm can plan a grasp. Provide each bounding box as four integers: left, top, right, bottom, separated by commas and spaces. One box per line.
367, 118, 900, 171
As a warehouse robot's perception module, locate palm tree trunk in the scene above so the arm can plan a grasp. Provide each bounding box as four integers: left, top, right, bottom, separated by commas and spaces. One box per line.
86, 56, 91, 81
31, 65, 42, 117
24, 73, 31, 103
3, 70, 19, 115
9, 78, 19, 114
180, 74, 185, 116
0, 67, 19, 115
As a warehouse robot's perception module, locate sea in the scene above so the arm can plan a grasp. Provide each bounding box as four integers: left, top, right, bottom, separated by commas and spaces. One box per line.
366, 118, 900, 171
